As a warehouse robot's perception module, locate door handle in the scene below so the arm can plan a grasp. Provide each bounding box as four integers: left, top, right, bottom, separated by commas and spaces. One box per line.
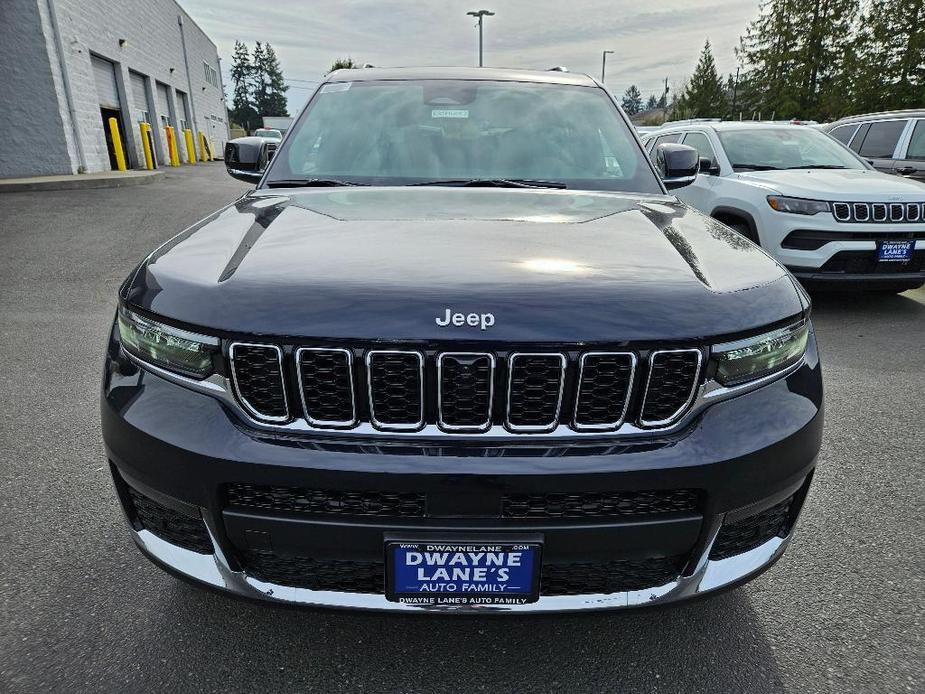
896, 166, 916, 175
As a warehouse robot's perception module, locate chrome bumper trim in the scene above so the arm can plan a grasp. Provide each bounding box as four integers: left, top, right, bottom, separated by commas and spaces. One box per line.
130, 516, 793, 614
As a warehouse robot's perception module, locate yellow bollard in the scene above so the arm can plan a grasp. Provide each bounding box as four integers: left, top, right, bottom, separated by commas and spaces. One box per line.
208, 139, 216, 161
198, 132, 209, 162
184, 128, 196, 165
139, 122, 154, 170
108, 117, 127, 171
165, 126, 180, 167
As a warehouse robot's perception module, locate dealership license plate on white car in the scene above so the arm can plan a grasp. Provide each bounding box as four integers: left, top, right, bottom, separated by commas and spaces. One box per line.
386, 542, 541, 606
878, 240, 914, 262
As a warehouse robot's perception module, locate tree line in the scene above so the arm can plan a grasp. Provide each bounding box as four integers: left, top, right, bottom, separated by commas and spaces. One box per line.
229, 41, 289, 130
621, 0, 923, 122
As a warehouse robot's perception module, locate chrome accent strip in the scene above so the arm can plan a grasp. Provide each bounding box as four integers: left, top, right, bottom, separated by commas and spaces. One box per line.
890, 203, 905, 222
853, 202, 870, 221
505, 353, 567, 433
123, 346, 804, 440
572, 352, 637, 432
436, 352, 495, 433
366, 349, 425, 432
228, 342, 290, 423
638, 348, 703, 428
296, 347, 357, 429
127, 502, 798, 613
832, 202, 851, 222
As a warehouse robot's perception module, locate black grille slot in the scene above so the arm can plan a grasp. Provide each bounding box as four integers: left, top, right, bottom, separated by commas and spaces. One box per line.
832, 202, 850, 221
298, 348, 355, 426
640, 350, 701, 426
890, 203, 904, 221
230, 343, 288, 421
243, 552, 384, 593
709, 494, 794, 560
872, 203, 888, 221
227, 483, 426, 518
503, 489, 699, 519
367, 351, 423, 430
127, 487, 212, 554
574, 353, 635, 429
853, 203, 870, 221
438, 353, 494, 431
507, 354, 565, 431
541, 556, 684, 595
908, 203, 921, 222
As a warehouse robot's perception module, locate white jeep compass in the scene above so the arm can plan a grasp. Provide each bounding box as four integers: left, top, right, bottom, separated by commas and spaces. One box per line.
643, 122, 925, 293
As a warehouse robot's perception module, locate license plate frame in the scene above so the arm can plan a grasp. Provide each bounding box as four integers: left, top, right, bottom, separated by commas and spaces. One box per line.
385, 540, 542, 606
878, 239, 915, 262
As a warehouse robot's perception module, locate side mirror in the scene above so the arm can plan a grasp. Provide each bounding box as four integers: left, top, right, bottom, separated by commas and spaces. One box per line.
699, 157, 719, 175
224, 138, 273, 183
655, 143, 699, 189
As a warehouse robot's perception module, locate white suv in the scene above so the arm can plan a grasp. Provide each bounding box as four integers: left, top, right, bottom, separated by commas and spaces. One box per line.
642, 122, 925, 292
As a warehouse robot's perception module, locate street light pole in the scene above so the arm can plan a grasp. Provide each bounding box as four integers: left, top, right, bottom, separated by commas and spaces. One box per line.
601, 50, 614, 84
466, 10, 495, 67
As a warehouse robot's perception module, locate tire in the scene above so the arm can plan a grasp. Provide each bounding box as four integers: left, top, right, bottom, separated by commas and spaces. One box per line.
727, 221, 760, 246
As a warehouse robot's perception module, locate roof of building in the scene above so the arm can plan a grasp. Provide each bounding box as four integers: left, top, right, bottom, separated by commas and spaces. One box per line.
323, 66, 599, 86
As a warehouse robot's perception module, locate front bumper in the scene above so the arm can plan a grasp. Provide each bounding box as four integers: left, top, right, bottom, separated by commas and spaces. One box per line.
102, 331, 823, 613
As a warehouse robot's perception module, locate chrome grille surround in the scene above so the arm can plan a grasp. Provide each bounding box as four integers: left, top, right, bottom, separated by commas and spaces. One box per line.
872, 203, 887, 222
831, 200, 925, 223
365, 349, 425, 432
506, 353, 567, 433
639, 349, 703, 428
908, 203, 921, 222
572, 352, 637, 432
296, 347, 357, 428
228, 342, 289, 423
436, 352, 495, 433
853, 203, 870, 221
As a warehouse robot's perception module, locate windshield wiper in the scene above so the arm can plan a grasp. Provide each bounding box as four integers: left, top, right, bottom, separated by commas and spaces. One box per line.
732, 164, 781, 171
409, 178, 567, 189
265, 178, 368, 188
784, 164, 848, 170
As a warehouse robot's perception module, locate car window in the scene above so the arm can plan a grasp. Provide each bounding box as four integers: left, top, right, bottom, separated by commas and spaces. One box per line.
717, 127, 867, 170
829, 124, 858, 145
682, 132, 717, 164
857, 120, 907, 158
269, 79, 662, 193
652, 133, 683, 148
905, 120, 925, 161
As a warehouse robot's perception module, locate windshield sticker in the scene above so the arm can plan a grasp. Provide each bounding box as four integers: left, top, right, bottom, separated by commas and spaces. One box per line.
431, 109, 469, 119
321, 82, 352, 93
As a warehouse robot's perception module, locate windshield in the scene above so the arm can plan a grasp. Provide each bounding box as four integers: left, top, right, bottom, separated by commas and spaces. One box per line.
718, 127, 868, 171
264, 79, 661, 192
255, 130, 281, 139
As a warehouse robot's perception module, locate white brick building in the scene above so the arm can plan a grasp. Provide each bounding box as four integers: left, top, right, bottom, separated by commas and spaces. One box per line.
0, 0, 229, 177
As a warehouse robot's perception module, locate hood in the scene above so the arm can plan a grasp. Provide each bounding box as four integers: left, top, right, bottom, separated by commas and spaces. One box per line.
123, 187, 803, 342
735, 168, 925, 200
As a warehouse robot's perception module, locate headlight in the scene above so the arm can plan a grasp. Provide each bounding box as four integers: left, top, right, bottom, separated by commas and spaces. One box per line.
712, 321, 809, 386
766, 196, 830, 215
118, 306, 219, 378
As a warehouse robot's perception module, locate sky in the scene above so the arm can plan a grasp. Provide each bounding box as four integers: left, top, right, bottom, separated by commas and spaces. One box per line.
184, 0, 763, 113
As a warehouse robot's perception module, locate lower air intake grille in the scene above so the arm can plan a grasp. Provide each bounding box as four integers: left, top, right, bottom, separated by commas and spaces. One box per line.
367, 351, 423, 429
709, 494, 794, 560
297, 348, 355, 426
640, 350, 701, 426
226, 483, 426, 518
230, 343, 288, 421
541, 556, 685, 595
127, 487, 212, 554
438, 353, 494, 430
507, 354, 565, 431
243, 552, 384, 593
574, 353, 636, 429
503, 489, 699, 519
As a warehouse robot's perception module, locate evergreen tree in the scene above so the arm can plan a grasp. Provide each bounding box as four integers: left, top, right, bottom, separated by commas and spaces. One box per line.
646, 94, 659, 110
255, 43, 289, 116
251, 42, 269, 116
229, 41, 258, 130
621, 85, 643, 114
676, 40, 728, 118
849, 0, 925, 112
330, 58, 360, 71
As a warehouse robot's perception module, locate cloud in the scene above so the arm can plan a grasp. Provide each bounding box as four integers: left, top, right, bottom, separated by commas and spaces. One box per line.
185, 0, 761, 111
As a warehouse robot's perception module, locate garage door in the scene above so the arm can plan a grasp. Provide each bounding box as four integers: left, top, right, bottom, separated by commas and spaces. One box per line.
156, 83, 171, 126
129, 71, 151, 123
91, 56, 120, 109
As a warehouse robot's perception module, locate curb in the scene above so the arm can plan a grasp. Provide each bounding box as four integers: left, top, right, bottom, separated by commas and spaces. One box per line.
0, 170, 163, 193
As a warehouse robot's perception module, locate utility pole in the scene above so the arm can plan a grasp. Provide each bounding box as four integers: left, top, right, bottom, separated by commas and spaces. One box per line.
601, 50, 614, 84
466, 10, 495, 67
731, 66, 740, 116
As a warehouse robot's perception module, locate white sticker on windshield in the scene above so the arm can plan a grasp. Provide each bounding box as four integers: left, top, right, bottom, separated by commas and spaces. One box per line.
431, 109, 469, 119
321, 82, 352, 93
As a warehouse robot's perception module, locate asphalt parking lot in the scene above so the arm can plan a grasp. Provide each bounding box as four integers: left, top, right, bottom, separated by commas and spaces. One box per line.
1, 164, 922, 693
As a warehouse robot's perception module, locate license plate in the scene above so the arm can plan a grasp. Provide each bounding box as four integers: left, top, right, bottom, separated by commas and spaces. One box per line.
878, 240, 914, 262
386, 541, 541, 606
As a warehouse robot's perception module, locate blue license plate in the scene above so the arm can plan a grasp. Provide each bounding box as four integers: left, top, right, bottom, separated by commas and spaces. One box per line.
878, 240, 914, 262
387, 542, 541, 606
